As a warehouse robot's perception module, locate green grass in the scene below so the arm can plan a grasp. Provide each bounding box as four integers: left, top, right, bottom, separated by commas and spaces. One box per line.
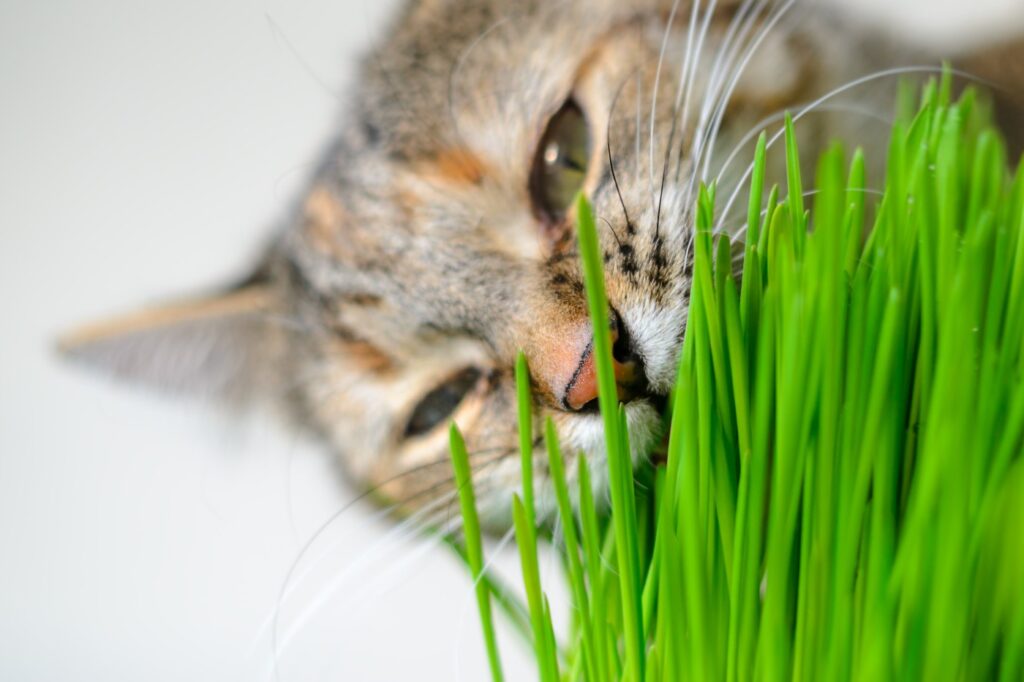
448, 79, 1024, 681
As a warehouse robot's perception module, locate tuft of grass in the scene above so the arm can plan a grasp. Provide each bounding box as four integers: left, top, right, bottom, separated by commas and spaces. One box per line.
449, 425, 504, 682
451, 79, 1024, 681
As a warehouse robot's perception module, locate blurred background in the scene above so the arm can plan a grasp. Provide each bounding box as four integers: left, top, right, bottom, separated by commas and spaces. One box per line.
1, 1, 1022, 680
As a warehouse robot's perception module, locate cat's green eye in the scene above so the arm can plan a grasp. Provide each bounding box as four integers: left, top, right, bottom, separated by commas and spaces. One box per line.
529, 100, 590, 222
404, 368, 482, 438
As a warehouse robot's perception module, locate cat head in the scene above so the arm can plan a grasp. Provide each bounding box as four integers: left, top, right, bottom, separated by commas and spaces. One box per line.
63, 0, 821, 528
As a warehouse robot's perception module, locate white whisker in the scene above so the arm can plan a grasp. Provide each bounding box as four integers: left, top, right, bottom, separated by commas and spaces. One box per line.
699, 0, 761, 122
679, 0, 718, 148
692, 0, 766, 177
650, 0, 684, 216
727, 186, 884, 241
694, 0, 798, 195
716, 65, 964, 229
636, 71, 643, 179
714, 100, 894, 190
269, 497, 463, 679
253, 493, 442, 657
453, 526, 517, 682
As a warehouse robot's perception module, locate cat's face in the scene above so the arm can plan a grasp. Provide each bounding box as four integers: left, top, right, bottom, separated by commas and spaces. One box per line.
63, 0, 825, 528
281, 0, 820, 525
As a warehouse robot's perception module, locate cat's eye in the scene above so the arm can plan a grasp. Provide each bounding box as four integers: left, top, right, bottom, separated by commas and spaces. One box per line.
403, 368, 482, 438
529, 100, 591, 222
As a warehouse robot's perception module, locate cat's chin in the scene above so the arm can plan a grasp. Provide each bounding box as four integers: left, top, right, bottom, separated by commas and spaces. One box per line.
477, 398, 664, 531
559, 397, 663, 499
557, 397, 663, 473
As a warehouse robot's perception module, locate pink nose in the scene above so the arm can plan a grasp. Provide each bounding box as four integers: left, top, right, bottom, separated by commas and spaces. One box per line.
540, 311, 634, 409
562, 326, 639, 411
523, 310, 644, 412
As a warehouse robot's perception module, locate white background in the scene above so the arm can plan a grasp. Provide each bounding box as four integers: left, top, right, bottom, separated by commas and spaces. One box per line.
2, 1, 1022, 680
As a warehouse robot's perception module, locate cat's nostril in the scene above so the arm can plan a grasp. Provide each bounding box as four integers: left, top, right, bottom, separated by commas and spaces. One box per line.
562, 312, 649, 412
610, 308, 638, 366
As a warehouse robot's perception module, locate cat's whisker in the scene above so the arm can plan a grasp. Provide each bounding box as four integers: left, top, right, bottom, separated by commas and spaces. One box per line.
649, 0, 684, 218
635, 71, 643, 181
699, 0, 761, 119
725, 186, 886, 241
263, 496, 447, 677
267, 445, 519, 679
692, 0, 769, 180
608, 72, 642, 230
264, 13, 339, 101
714, 100, 894, 194
654, 0, 704, 239
691, 0, 799, 200
716, 65, 979, 229
272, 507, 461, 678
675, 0, 769, 188
263, 445, 514, 658
453, 524, 518, 682
600, 217, 626, 247
672, 0, 703, 113
657, 0, 719, 238
678, 0, 718, 146
687, 0, 784, 197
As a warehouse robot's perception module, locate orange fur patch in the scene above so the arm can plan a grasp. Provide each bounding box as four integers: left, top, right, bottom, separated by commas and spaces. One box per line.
430, 147, 489, 185
334, 338, 393, 374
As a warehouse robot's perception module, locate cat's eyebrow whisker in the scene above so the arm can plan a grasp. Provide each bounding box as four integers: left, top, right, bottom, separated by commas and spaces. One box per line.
716, 65, 982, 229
608, 71, 642, 231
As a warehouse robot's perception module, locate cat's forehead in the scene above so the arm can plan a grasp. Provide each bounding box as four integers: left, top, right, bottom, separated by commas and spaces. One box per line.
352, 0, 674, 162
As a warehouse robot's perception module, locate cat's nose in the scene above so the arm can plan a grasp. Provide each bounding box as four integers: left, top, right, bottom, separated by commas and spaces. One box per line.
562, 311, 644, 412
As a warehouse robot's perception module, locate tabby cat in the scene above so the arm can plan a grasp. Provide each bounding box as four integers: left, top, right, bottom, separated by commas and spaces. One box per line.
62, 0, 1023, 529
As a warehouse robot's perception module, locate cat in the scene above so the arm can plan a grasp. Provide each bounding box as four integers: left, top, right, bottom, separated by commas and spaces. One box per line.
60, 0, 1023, 531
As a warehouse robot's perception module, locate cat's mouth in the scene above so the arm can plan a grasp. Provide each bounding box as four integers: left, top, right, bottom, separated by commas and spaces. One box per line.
560, 392, 668, 461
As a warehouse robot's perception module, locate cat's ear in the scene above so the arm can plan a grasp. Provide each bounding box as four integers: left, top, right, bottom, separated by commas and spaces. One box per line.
59, 283, 286, 403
